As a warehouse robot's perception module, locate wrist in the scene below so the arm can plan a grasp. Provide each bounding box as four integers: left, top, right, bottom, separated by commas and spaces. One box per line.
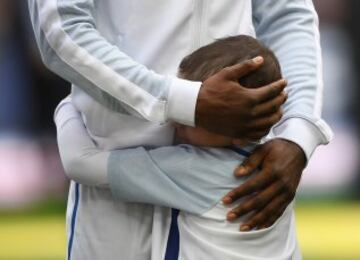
269, 117, 333, 163
272, 138, 306, 169
194, 83, 208, 127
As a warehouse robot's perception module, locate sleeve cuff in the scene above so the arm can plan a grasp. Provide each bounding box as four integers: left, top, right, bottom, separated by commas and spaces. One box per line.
166, 77, 202, 127
267, 117, 333, 162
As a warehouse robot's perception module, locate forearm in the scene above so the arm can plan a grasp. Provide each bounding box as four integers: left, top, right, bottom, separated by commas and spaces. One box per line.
108, 145, 244, 215
253, 0, 333, 159
55, 99, 109, 186
28, 0, 200, 125
55, 100, 239, 214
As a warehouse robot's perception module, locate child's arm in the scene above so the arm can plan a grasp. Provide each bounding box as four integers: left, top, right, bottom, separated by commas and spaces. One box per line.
107, 145, 247, 215
55, 98, 109, 187
55, 101, 247, 215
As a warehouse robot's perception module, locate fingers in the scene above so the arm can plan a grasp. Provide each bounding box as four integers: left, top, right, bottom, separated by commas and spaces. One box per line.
259, 204, 287, 229
234, 146, 265, 177
252, 92, 288, 118
240, 194, 288, 231
227, 181, 282, 221
223, 168, 274, 205
221, 56, 264, 80
252, 79, 287, 103
246, 109, 283, 130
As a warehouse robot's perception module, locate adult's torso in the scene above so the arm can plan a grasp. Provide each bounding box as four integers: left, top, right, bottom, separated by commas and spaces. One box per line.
71, 0, 255, 150
67, 1, 255, 260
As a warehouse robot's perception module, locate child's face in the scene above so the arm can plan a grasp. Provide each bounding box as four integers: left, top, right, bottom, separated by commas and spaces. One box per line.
174, 124, 233, 147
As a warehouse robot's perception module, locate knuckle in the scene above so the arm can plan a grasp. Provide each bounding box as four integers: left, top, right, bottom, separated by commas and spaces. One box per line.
233, 207, 243, 215
250, 108, 259, 118
252, 197, 263, 208
221, 67, 232, 78
277, 176, 288, 188
268, 169, 280, 180
246, 220, 256, 227
227, 190, 237, 199
286, 188, 296, 199
222, 67, 232, 74
243, 203, 253, 212
271, 103, 279, 113
268, 85, 277, 96
282, 182, 294, 196
254, 213, 266, 223
252, 95, 260, 105
274, 112, 282, 123
245, 160, 255, 169
243, 60, 254, 69
228, 188, 240, 199
266, 206, 277, 216
246, 93, 258, 106
272, 167, 283, 178
251, 180, 260, 190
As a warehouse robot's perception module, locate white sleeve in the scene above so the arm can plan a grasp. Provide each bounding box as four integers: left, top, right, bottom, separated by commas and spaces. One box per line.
54, 98, 109, 186
253, 0, 333, 160
28, 0, 201, 126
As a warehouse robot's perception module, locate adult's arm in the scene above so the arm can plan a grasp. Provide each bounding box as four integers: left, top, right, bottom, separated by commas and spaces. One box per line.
252, 0, 333, 159
28, 0, 286, 136
27, 0, 199, 125
221, 0, 335, 231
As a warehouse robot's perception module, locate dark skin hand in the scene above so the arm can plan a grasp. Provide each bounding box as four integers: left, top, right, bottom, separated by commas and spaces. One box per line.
195, 56, 287, 139
222, 139, 306, 231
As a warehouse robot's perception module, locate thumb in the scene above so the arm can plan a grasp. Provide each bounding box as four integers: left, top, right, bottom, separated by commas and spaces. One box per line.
235, 146, 265, 177
222, 56, 263, 80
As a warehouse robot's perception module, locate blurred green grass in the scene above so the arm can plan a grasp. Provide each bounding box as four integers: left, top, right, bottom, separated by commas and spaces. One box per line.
0, 200, 359, 260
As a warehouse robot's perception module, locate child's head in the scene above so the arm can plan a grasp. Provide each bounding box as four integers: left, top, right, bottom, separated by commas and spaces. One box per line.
175, 35, 282, 147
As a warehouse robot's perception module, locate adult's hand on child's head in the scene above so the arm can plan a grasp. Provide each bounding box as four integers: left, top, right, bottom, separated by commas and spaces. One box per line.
195, 57, 287, 140
222, 139, 306, 231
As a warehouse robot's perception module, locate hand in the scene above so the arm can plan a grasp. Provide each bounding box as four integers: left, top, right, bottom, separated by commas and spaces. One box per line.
195, 56, 288, 139
222, 139, 306, 231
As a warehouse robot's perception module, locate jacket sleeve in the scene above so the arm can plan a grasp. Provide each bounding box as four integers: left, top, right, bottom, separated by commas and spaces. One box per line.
27, 0, 201, 125
252, 0, 333, 160
54, 99, 244, 215
108, 145, 245, 215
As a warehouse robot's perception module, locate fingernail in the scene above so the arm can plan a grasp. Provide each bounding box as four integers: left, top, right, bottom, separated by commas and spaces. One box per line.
235, 166, 246, 177
222, 196, 232, 204
252, 56, 263, 64
227, 212, 237, 221
240, 225, 250, 232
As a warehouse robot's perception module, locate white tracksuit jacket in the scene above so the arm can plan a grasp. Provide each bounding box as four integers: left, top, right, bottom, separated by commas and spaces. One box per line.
28, 0, 333, 259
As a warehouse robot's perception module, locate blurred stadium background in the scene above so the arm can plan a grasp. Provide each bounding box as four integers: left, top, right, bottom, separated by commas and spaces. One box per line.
0, 0, 359, 259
